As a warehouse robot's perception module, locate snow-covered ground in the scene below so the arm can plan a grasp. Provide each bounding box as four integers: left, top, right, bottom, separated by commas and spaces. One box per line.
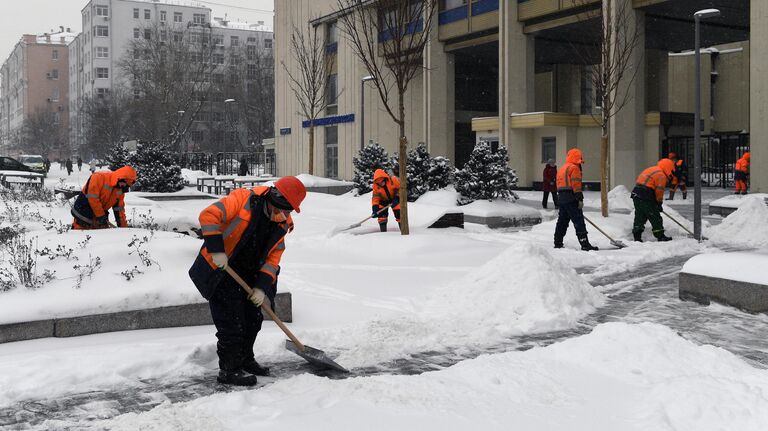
1, 168, 767, 429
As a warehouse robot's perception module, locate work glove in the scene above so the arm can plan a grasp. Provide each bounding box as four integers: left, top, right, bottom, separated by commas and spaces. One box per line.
248, 288, 266, 307
95, 214, 109, 226
372, 205, 380, 218
211, 252, 228, 269
577, 200, 584, 209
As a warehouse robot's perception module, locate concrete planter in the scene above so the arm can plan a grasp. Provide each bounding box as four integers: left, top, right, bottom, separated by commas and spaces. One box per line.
305, 185, 354, 195
464, 214, 542, 229
679, 272, 768, 313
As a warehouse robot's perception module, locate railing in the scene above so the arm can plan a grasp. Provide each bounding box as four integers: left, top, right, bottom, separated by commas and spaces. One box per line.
664, 133, 749, 188
179, 151, 276, 177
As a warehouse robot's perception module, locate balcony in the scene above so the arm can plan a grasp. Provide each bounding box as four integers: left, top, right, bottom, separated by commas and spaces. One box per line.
438, 0, 499, 42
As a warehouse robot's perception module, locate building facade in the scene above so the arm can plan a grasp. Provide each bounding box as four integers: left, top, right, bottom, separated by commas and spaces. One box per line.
275, 0, 762, 193
0, 30, 75, 156
69, 0, 273, 153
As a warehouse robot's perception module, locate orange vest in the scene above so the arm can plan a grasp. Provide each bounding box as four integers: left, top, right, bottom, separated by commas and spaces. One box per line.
372, 175, 401, 207
81, 171, 128, 226
635, 166, 668, 203
736, 157, 749, 173
556, 163, 583, 194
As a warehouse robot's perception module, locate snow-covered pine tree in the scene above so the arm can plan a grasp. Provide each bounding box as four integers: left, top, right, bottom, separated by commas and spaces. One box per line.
352, 143, 392, 194
428, 155, 454, 191
455, 141, 518, 203
106, 142, 131, 171
405, 144, 431, 201
129, 140, 185, 192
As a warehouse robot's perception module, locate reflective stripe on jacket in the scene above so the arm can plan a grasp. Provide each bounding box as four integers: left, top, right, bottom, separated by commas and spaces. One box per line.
635, 166, 668, 203
79, 170, 127, 227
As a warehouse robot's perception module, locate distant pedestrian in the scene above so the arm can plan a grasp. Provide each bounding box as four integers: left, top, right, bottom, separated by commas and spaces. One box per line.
43, 157, 51, 173
77, 157, 83, 172
735, 152, 751, 195
542, 159, 558, 209
65, 158, 73, 176
238, 156, 248, 177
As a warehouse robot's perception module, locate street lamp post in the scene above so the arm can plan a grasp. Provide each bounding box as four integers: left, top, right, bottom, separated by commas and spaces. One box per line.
224, 98, 235, 153
693, 8, 720, 242
360, 75, 375, 151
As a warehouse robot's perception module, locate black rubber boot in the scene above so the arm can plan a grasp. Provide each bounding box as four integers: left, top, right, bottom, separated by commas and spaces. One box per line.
633, 231, 643, 242
578, 235, 599, 251
217, 370, 258, 386
666, 191, 675, 200
242, 360, 270, 377
682, 191, 687, 200
379, 222, 387, 232
656, 234, 672, 242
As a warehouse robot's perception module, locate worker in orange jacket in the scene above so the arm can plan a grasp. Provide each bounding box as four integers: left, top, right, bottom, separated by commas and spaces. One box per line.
631, 159, 675, 242
71, 165, 136, 229
371, 169, 401, 232
735, 152, 751, 194
667, 152, 688, 200
554, 148, 598, 251
188, 176, 306, 386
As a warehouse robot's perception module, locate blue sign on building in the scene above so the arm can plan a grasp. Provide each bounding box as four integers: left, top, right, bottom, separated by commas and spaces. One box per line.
280, 127, 291, 135
302, 113, 355, 128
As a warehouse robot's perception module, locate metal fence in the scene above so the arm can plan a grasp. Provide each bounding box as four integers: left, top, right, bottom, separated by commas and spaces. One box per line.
179, 152, 276, 176
663, 133, 749, 188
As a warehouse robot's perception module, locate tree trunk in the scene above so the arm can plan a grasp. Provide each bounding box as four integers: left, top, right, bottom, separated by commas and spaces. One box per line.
600, 130, 609, 217
308, 125, 315, 175
398, 95, 409, 235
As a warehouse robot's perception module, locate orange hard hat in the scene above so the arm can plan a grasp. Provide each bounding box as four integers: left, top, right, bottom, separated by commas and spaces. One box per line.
273, 176, 306, 213
657, 158, 675, 177
566, 148, 584, 165
744, 152, 751, 161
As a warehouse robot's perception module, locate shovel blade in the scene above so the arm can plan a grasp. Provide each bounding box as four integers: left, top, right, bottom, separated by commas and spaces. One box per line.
610, 240, 628, 249
285, 340, 349, 373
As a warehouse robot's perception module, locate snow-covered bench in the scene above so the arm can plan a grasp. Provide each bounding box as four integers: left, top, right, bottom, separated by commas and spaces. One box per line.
0, 170, 44, 188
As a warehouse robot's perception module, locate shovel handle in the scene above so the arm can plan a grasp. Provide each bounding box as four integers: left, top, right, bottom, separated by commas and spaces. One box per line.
224, 266, 306, 351
583, 215, 616, 242
660, 211, 694, 236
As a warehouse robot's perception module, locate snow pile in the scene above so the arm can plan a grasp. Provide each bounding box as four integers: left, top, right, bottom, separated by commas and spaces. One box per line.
180, 168, 210, 185
100, 323, 768, 431
708, 198, 768, 248
415, 187, 460, 207
330, 242, 604, 367
710, 193, 768, 209
682, 252, 768, 285
582, 185, 633, 211
295, 173, 353, 187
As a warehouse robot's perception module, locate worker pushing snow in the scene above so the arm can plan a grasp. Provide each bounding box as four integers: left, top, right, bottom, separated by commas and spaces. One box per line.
631, 159, 675, 242
554, 148, 598, 251
735, 152, 751, 195
188, 176, 306, 386
71, 165, 136, 229
667, 152, 688, 200
371, 169, 401, 232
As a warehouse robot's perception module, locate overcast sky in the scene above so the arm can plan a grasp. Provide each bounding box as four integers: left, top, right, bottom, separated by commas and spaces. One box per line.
0, 0, 274, 60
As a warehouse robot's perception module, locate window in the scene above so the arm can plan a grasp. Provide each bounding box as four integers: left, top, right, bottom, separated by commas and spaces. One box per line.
51, 88, 60, 102
96, 67, 109, 79
213, 53, 224, 64
160, 10, 167, 21
193, 13, 205, 24
247, 63, 257, 78
247, 37, 256, 43
326, 74, 338, 105
95, 26, 108, 37
160, 30, 167, 41
443, 0, 467, 9
96, 87, 109, 98
174, 12, 183, 23
144, 9, 150, 19
247, 45, 256, 60
50, 69, 59, 80
541, 137, 556, 163
133, 48, 140, 59
133, 8, 139, 19
133, 28, 140, 39
52, 49, 59, 60
213, 34, 224, 45
144, 29, 151, 40
173, 32, 183, 42
325, 126, 338, 178
230, 36, 239, 46
96, 5, 108, 16
133, 88, 141, 99
264, 39, 272, 49
580, 66, 594, 115
96, 47, 109, 58
53, 112, 60, 125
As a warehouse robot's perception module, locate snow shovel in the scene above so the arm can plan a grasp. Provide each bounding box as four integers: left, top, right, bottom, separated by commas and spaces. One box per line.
661, 210, 707, 240
331, 203, 392, 235
583, 215, 627, 249
223, 266, 349, 373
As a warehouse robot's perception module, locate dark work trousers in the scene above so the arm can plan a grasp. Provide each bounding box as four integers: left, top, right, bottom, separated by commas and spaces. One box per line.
542, 191, 558, 209
632, 198, 665, 238
209, 278, 264, 371
554, 200, 587, 245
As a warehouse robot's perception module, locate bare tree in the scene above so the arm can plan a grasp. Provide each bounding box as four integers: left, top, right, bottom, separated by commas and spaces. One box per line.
336, 0, 438, 235
574, 0, 643, 217
118, 22, 225, 152
78, 88, 132, 158
281, 24, 333, 175
227, 43, 275, 150
20, 109, 64, 157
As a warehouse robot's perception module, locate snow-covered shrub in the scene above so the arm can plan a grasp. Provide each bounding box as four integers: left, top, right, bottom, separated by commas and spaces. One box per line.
428, 155, 454, 191
106, 141, 131, 172
352, 143, 393, 194
0, 233, 56, 291
390, 144, 456, 201
455, 141, 518, 204
129, 140, 184, 192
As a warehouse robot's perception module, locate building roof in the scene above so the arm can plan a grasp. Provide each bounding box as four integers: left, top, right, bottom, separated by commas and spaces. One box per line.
35, 31, 78, 45
211, 17, 272, 33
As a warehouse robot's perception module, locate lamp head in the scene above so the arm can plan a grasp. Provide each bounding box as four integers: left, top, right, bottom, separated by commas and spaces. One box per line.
694, 9, 720, 19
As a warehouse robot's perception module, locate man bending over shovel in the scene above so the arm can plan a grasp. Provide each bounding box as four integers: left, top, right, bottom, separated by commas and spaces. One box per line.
189, 176, 306, 386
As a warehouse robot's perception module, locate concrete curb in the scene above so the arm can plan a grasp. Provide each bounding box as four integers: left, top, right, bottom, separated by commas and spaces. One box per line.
679, 272, 768, 313
305, 185, 354, 195
0, 292, 292, 344
464, 214, 542, 229
708, 204, 736, 217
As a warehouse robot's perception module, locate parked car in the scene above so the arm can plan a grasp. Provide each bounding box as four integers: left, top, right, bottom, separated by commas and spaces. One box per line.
18, 155, 47, 176
0, 156, 33, 173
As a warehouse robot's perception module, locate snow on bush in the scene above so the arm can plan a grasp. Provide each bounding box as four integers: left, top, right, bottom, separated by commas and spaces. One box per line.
708, 198, 768, 247
130, 140, 185, 193
352, 143, 393, 194
393, 144, 454, 201
106, 141, 131, 172
455, 141, 518, 204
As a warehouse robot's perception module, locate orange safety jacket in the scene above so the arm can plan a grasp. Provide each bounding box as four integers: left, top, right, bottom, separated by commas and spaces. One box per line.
189, 186, 293, 299
735, 157, 750, 174
372, 169, 401, 210
556, 157, 583, 205
635, 166, 669, 203
73, 167, 134, 227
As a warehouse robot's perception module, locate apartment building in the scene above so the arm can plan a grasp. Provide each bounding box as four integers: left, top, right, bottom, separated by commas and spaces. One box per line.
275, 0, 764, 193
69, 0, 273, 152
0, 29, 75, 155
